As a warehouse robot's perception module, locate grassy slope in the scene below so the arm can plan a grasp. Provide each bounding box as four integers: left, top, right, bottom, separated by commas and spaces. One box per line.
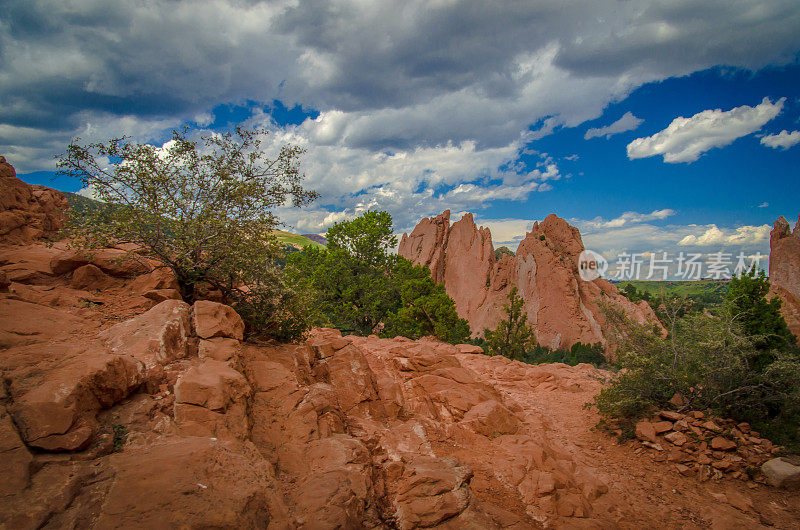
615, 280, 730, 298
272, 229, 326, 250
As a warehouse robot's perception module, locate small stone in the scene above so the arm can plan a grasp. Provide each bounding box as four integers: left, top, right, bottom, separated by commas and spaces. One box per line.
710, 437, 737, 451
642, 441, 663, 451
635, 421, 658, 443
668, 449, 690, 463
664, 431, 688, 446
702, 421, 722, 432
653, 421, 673, 434
673, 419, 689, 432
712, 459, 731, 471
659, 410, 683, 421
736, 422, 750, 433
668, 393, 687, 407
676, 464, 693, 476
689, 411, 705, 419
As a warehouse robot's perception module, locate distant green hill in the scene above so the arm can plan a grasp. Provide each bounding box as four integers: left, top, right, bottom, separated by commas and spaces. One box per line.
616, 279, 730, 306
271, 229, 326, 250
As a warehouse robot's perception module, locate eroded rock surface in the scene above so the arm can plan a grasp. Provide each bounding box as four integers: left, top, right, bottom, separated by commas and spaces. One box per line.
0, 157, 67, 245
400, 210, 661, 348
769, 215, 800, 339
2, 169, 798, 528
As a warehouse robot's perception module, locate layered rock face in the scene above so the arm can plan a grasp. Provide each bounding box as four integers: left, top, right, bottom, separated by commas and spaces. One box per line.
768, 215, 800, 338
400, 211, 659, 348
2, 167, 798, 528
0, 156, 68, 244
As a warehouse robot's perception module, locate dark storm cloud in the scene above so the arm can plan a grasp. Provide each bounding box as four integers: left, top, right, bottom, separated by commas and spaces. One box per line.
1, 0, 799, 171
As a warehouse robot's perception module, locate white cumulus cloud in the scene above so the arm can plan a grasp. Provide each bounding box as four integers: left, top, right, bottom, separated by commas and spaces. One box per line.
582, 209, 676, 229
627, 97, 785, 163
761, 129, 800, 150
584, 111, 644, 140
678, 224, 771, 246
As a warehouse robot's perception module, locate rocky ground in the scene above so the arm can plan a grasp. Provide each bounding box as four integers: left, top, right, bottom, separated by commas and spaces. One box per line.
2, 158, 800, 528
1, 239, 800, 528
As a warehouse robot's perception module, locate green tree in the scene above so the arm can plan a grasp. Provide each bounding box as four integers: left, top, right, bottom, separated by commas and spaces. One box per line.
287, 211, 470, 342
327, 211, 396, 268
57, 127, 317, 339
288, 212, 397, 335
726, 267, 796, 370
383, 259, 470, 343
484, 287, 536, 360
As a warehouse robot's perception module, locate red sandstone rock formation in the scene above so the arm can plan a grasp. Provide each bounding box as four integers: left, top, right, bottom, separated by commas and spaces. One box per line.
400, 210, 660, 348
2, 167, 799, 528
0, 156, 68, 244
768, 215, 800, 338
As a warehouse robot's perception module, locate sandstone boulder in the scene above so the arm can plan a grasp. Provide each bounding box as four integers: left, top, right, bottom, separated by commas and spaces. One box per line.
193, 300, 244, 340
70, 263, 115, 290
456, 343, 484, 354
174, 360, 250, 411
198, 337, 241, 361
0, 244, 61, 284
51, 248, 150, 277
0, 157, 67, 244
762, 457, 800, 489
93, 437, 288, 528
11, 352, 141, 451
393, 456, 473, 529
0, 299, 88, 348
460, 399, 520, 437
100, 300, 192, 369
0, 408, 33, 495
142, 288, 182, 303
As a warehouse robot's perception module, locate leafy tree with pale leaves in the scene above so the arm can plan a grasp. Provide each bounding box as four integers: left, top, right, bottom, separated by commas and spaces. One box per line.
57, 127, 317, 340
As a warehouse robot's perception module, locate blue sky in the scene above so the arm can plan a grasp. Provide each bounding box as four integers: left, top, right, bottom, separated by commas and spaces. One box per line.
3, 1, 800, 277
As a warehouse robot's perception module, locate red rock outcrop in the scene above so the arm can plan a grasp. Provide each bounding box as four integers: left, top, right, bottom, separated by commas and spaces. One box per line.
0, 156, 68, 245
1, 237, 798, 527
769, 215, 800, 339
400, 211, 660, 348
2, 174, 798, 527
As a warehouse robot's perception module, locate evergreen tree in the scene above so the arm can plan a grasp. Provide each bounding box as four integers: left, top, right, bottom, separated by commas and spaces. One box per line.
484, 287, 536, 360
287, 211, 470, 343
726, 267, 796, 370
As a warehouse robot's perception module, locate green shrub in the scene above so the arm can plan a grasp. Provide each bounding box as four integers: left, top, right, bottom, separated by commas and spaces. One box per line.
522, 342, 607, 367
494, 246, 515, 261
483, 287, 536, 360
112, 424, 128, 451
592, 285, 800, 450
